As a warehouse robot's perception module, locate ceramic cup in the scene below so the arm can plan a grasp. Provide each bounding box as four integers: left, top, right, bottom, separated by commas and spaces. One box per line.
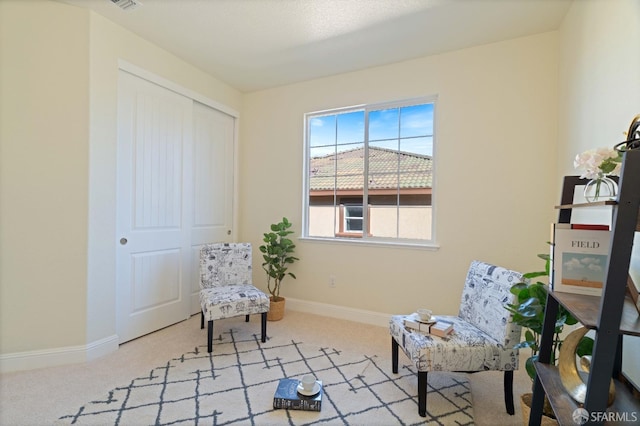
417, 308, 432, 322
301, 374, 316, 391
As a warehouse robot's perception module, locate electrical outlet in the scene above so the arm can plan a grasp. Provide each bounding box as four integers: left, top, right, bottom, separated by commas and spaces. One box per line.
329, 275, 336, 288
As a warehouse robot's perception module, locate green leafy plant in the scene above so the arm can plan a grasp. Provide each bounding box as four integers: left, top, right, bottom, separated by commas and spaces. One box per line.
259, 217, 299, 301
505, 252, 593, 381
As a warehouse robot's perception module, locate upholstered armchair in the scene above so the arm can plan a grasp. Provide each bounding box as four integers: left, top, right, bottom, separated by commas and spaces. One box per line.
199, 243, 270, 352
389, 260, 522, 417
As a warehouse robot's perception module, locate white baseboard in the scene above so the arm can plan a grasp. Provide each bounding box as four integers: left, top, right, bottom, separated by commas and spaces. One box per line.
0, 300, 389, 373
0, 334, 119, 373
285, 297, 391, 328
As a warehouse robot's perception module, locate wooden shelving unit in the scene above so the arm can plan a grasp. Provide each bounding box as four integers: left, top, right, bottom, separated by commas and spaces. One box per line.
528, 149, 640, 425
535, 363, 639, 425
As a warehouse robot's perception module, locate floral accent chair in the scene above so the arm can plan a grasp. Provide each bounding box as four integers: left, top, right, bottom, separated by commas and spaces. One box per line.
389, 260, 522, 417
200, 243, 270, 352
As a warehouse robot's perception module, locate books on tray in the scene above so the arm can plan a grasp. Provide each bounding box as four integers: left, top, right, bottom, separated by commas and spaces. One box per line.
551, 224, 610, 296
403, 314, 454, 337
273, 378, 322, 411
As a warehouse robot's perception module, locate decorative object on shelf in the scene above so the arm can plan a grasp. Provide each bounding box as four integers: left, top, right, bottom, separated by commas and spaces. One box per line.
558, 326, 615, 406
574, 147, 622, 202
582, 174, 617, 203
614, 114, 640, 152
259, 217, 299, 321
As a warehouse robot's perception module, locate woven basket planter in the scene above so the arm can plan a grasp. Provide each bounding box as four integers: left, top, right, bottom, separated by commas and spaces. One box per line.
520, 393, 558, 426
267, 297, 285, 321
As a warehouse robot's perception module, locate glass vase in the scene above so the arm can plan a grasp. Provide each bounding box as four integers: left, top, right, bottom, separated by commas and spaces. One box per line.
583, 174, 617, 203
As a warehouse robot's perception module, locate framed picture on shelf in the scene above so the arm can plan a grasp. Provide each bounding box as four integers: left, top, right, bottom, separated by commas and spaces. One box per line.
552, 225, 611, 296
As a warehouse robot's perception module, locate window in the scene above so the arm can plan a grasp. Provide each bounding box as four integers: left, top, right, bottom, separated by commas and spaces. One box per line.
303, 97, 436, 244
343, 204, 363, 232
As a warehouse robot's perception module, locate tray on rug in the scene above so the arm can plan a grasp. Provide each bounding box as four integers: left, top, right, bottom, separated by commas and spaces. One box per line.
57, 328, 474, 425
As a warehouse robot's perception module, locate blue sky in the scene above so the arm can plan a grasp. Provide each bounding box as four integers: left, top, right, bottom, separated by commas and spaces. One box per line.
309, 103, 434, 158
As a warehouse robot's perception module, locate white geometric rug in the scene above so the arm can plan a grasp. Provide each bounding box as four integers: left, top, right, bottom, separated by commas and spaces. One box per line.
57, 327, 473, 425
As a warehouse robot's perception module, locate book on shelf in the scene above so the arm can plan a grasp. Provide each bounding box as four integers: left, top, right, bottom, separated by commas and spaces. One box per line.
273, 378, 322, 411
403, 316, 454, 337
551, 225, 611, 296
570, 223, 610, 230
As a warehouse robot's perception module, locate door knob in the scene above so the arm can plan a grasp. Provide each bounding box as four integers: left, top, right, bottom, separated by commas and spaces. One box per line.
120, 237, 128, 245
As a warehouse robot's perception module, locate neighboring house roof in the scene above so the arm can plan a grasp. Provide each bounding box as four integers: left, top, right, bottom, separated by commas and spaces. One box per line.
309, 147, 432, 191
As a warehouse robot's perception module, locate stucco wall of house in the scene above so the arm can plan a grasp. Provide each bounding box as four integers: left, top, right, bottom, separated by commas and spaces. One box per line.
308, 206, 432, 240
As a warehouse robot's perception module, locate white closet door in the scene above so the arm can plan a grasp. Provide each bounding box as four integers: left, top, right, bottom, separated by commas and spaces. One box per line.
189, 101, 235, 314
116, 71, 193, 343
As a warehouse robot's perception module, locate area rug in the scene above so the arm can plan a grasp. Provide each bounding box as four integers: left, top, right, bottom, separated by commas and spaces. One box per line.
57, 328, 473, 425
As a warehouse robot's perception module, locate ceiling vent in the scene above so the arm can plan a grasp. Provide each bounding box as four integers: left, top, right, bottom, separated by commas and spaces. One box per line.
110, 0, 142, 11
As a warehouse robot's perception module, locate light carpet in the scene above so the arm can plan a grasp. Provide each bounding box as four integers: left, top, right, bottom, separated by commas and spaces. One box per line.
56, 327, 473, 425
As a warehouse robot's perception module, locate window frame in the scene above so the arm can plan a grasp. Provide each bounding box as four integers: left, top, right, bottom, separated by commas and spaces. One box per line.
302, 96, 438, 248
343, 204, 363, 232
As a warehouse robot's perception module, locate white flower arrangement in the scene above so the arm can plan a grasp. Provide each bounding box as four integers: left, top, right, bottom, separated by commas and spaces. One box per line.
573, 147, 622, 179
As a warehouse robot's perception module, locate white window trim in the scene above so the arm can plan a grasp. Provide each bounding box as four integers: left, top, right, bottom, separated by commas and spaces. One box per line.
302, 95, 439, 248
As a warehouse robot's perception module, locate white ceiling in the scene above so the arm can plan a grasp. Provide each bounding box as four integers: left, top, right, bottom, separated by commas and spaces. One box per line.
60, 0, 572, 92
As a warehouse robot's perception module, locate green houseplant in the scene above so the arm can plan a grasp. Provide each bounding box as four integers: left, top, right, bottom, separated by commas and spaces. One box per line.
259, 217, 299, 321
506, 253, 593, 380
505, 252, 593, 421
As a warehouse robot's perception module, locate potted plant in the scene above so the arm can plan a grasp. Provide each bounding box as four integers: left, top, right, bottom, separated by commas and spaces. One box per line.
259, 217, 299, 321
505, 252, 593, 423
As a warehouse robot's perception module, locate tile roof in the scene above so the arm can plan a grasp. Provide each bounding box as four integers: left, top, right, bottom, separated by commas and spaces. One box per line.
309, 147, 432, 191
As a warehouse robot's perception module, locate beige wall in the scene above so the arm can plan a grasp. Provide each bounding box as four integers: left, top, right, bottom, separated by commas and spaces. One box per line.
239, 32, 560, 315
557, 0, 640, 180
0, 0, 90, 353
0, 0, 242, 360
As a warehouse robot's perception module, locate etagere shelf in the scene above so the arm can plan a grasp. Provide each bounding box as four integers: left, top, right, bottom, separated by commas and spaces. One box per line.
528, 148, 640, 426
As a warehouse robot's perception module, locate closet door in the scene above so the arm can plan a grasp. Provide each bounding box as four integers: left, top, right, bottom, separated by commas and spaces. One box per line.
116, 71, 194, 343
189, 101, 235, 314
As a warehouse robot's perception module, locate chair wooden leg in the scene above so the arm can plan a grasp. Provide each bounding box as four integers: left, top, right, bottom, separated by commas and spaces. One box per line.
207, 320, 213, 353
261, 312, 267, 343
418, 371, 427, 417
504, 370, 515, 415
245, 314, 250, 322
200, 311, 204, 329
391, 337, 399, 374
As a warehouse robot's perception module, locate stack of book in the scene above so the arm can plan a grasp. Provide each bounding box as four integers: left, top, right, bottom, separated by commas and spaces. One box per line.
403, 315, 454, 337
273, 378, 323, 411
